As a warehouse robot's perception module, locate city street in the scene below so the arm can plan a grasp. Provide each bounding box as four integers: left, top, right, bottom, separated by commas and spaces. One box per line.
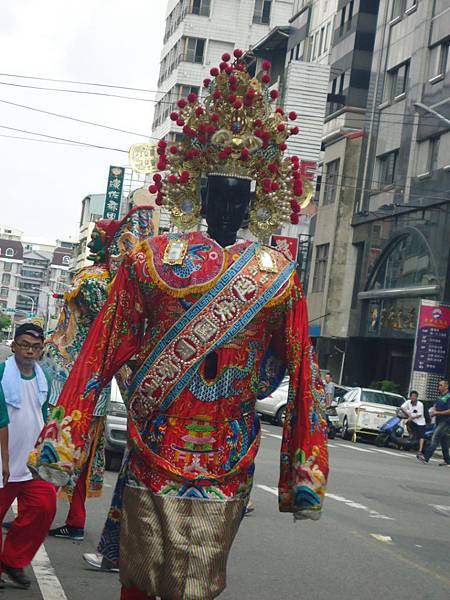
3, 423, 449, 600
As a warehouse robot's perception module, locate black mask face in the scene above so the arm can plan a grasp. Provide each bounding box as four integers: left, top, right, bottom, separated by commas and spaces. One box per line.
205, 176, 251, 247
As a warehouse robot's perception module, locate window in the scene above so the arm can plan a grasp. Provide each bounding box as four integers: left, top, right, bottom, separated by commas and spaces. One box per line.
312, 244, 329, 293
2, 273, 11, 285
347, 0, 354, 27
339, 5, 346, 35
0, 287, 8, 298
183, 37, 205, 63
3, 262, 12, 272
5, 248, 14, 258
190, 0, 210, 16
322, 159, 340, 205
62, 256, 70, 265
391, 0, 404, 20
378, 150, 399, 186
427, 137, 440, 172
319, 27, 325, 56
253, 0, 272, 25
430, 41, 450, 80
295, 41, 304, 60
324, 22, 331, 53
384, 62, 409, 102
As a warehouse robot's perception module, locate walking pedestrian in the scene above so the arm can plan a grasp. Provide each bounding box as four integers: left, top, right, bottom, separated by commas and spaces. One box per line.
401, 391, 426, 456
0, 323, 56, 589
417, 379, 450, 466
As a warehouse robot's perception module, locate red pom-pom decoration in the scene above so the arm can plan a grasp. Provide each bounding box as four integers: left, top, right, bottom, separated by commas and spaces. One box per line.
254, 128, 263, 138
176, 118, 185, 127
170, 111, 179, 121
254, 118, 263, 127
262, 178, 272, 194
290, 200, 300, 213
228, 94, 237, 103
213, 90, 222, 99
240, 148, 250, 161
277, 124, 286, 132
275, 107, 284, 115
156, 147, 166, 156
262, 59, 272, 71
268, 163, 278, 173
218, 150, 228, 160
148, 184, 158, 194
210, 67, 220, 76
225, 66, 234, 75
153, 173, 162, 183
233, 100, 242, 109
229, 75, 237, 85
290, 213, 300, 225
211, 113, 220, 122
207, 124, 217, 134
235, 62, 245, 71
270, 89, 279, 100
261, 74, 271, 84
195, 106, 204, 116
220, 61, 229, 71
203, 78, 211, 88
233, 49, 243, 58
290, 126, 299, 135
158, 140, 167, 148
168, 175, 178, 184
225, 146, 233, 155
222, 52, 231, 62
156, 159, 166, 171
198, 134, 207, 144
278, 143, 287, 151
244, 97, 253, 107
155, 196, 163, 206
177, 99, 187, 109
187, 92, 198, 103
179, 171, 190, 183
169, 145, 178, 154
289, 111, 298, 121
271, 181, 280, 191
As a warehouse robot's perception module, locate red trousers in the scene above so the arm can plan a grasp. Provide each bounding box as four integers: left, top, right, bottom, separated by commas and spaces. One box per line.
66, 471, 87, 529
0, 479, 56, 568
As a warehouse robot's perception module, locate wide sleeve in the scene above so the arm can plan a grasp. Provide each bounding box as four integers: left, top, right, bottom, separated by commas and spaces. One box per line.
29, 258, 145, 485
277, 274, 328, 520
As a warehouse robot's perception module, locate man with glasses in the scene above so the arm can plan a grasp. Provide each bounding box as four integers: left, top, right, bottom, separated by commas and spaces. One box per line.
0, 323, 56, 589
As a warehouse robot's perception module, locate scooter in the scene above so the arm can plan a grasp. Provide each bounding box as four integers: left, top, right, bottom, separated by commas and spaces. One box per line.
375, 408, 434, 450
326, 404, 340, 440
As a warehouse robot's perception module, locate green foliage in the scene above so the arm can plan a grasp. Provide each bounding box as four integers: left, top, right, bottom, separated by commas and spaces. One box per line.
0, 312, 11, 332
370, 379, 401, 394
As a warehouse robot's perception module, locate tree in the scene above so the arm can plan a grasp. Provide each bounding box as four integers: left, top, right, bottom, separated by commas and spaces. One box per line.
0, 312, 11, 334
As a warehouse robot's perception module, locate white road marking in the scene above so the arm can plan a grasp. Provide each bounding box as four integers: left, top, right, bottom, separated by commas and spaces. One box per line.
265, 433, 282, 440
429, 504, 450, 516
11, 494, 68, 598
370, 533, 393, 543
327, 443, 337, 448
257, 485, 394, 521
338, 443, 376, 453
325, 493, 394, 520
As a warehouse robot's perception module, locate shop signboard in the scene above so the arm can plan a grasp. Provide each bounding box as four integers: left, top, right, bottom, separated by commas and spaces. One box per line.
103, 166, 125, 220
271, 235, 299, 262
413, 303, 450, 375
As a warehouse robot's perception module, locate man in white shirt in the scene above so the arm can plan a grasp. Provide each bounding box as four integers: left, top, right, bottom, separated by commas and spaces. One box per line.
0, 324, 56, 590
401, 390, 426, 456
324, 372, 335, 408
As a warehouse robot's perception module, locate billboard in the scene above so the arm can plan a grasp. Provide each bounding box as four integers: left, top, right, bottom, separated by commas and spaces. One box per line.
103, 166, 125, 220
271, 235, 299, 262
413, 303, 450, 375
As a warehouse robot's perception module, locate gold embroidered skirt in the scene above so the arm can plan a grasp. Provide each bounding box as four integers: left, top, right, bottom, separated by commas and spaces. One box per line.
120, 485, 245, 599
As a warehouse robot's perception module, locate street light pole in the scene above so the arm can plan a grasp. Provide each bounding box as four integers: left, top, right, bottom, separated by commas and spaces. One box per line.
17, 293, 35, 315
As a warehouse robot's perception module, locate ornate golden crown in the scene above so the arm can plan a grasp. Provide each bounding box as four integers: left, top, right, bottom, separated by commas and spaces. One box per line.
148, 49, 313, 239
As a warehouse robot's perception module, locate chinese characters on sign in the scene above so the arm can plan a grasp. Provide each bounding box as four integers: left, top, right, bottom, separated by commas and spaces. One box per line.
271, 235, 299, 262
413, 303, 450, 375
103, 166, 125, 219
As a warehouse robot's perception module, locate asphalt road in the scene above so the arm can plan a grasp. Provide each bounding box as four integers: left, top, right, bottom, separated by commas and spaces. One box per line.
2, 423, 450, 600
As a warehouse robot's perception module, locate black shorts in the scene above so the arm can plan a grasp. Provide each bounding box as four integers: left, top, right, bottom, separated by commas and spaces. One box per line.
410, 421, 426, 439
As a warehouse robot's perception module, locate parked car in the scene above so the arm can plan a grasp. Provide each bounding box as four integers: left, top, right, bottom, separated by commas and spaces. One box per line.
105, 379, 127, 470
336, 387, 406, 441
256, 378, 349, 426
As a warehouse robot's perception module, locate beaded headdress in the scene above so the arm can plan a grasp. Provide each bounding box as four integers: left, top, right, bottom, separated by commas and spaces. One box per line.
148, 49, 313, 240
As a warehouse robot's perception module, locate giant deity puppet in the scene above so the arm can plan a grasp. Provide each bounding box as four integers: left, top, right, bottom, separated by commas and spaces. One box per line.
31, 51, 328, 600
38, 207, 154, 537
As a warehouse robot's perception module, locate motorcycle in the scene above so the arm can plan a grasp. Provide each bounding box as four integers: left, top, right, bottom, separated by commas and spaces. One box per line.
326, 404, 340, 440
375, 408, 434, 450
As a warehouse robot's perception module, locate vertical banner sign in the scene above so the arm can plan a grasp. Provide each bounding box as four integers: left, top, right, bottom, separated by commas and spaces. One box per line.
104, 166, 125, 219
413, 303, 450, 375
271, 235, 300, 262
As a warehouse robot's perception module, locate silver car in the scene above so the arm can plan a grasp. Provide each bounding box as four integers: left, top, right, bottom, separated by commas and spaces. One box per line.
256, 379, 349, 426
104, 380, 127, 470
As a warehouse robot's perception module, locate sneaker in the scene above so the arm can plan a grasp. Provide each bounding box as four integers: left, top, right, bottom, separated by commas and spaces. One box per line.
48, 525, 84, 541
1, 563, 31, 589
2, 520, 14, 530
416, 454, 427, 464
438, 462, 450, 466
82, 553, 119, 573
244, 501, 255, 516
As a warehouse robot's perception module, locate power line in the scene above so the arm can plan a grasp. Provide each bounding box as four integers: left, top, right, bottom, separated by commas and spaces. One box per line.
0, 125, 128, 153
0, 133, 120, 150
0, 72, 165, 95
0, 99, 154, 139
0, 81, 156, 102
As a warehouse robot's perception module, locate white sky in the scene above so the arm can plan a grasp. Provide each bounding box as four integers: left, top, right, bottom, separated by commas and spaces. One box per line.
0, 0, 167, 240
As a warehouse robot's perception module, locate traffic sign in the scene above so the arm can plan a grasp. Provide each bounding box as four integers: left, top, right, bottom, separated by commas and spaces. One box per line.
4, 308, 16, 315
